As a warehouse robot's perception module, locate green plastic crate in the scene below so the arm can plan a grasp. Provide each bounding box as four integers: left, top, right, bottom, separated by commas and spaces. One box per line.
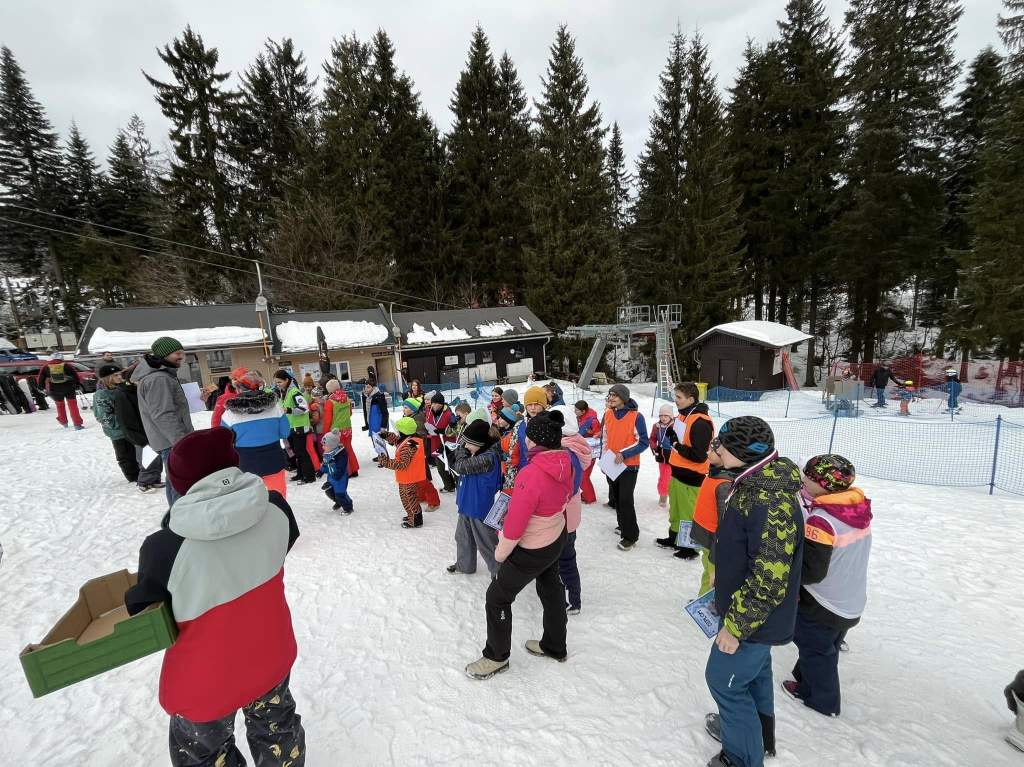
20, 569, 178, 698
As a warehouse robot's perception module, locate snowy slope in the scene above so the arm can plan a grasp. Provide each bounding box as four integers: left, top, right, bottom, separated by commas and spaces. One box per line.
1, 399, 1022, 766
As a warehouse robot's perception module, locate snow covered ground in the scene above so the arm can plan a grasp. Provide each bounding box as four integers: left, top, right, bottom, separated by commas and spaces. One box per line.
1, 390, 1023, 766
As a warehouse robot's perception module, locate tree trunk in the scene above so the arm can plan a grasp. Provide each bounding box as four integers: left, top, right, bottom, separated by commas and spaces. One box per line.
46, 237, 80, 343
767, 282, 777, 323
41, 273, 65, 351
910, 274, 920, 330
779, 288, 789, 327
804, 275, 818, 388
754, 267, 763, 321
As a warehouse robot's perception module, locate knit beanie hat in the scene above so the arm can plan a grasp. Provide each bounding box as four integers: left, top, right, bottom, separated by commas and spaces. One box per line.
98, 364, 122, 379
717, 416, 775, 465
325, 379, 342, 393
230, 366, 248, 380
659, 403, 675, 419
402, 398, 419, 413
431, 392, 446, 405
608, 383, 631, 403
498, 406, 519, 425
466, 408, 489, 425
166, 427, 241, 496
234, 372, 261, 391
152, 337, 184, 358
803, 454, 856, 493
502, 389, 520, 408
396, 417, 418, 436
322, 429, 342, 453
524, 386, 548, 408
574, 400, 590, 414
525, 413, 563, 449
463, 419, 494, 449
50, 351, 65, 361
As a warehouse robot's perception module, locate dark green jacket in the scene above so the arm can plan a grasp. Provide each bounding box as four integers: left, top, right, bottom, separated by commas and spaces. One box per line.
92, 387, 123, 440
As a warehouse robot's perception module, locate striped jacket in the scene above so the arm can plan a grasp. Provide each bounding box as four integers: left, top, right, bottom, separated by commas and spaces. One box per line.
221, 389, 291, 477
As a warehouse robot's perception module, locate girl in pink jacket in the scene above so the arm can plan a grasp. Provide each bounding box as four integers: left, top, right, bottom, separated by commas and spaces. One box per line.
466, 413, 574, 680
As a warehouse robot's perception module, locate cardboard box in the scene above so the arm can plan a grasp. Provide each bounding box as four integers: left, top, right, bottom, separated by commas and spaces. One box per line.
20, 570, 177, 698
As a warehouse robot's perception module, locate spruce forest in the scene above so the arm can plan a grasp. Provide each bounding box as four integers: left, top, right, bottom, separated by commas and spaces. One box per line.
1, 0, 1023, 383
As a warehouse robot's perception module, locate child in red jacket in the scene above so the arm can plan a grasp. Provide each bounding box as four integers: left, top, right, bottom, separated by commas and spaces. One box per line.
574, 400, 601, 504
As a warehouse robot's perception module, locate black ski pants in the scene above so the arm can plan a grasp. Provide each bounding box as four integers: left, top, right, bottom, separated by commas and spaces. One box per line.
608, 468, 639, 543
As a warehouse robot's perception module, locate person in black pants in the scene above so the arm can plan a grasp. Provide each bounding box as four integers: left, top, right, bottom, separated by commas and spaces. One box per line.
466, 414, 574, 680
869, 362, 902, 408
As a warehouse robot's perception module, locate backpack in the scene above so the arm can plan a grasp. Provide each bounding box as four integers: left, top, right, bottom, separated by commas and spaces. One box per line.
48, 362, 68, 385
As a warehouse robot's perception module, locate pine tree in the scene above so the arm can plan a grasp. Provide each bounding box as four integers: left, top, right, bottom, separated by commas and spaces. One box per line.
0, 45, 77, 342
954, 3, 1024, 357
837, 0, 963, 361
774, 0, 847, 383
605, 121, 632, 241
144, 26, 240, 300
630, 29, 688, 306
728, 41, 784, 321
446, 27, 532, 304
525, 25, 619, 336
932, 47, 1003, 347
677, 33, 744, 355
231, 38, 317, 260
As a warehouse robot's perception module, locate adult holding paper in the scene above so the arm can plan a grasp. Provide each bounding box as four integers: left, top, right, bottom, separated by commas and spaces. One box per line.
362, 379, 390, 462
602, 384, 649, 552
466, 414, 572, 680
135, 336, 208, 510
702, 416, 803, 767
657, 382, 715, 560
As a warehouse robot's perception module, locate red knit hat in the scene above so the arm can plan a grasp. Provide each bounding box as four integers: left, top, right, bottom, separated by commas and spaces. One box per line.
230, 366, 249, 380
166, 427, 241, 495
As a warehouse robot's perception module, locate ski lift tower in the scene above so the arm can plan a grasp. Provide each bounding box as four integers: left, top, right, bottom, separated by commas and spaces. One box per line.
564, 305, 682, 398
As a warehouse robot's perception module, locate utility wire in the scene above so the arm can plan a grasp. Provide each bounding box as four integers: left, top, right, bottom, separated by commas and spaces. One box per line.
0, 215, 427, 312
4, 202, 468, 311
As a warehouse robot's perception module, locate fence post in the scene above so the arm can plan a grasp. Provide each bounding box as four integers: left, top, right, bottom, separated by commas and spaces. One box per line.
785, 388, 791, 419
990, 416, 1003, 496
828, 411, 839, 453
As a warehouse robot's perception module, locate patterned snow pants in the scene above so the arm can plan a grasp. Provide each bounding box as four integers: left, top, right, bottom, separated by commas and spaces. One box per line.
168, 674, 305, 767
399, 482, 422, 525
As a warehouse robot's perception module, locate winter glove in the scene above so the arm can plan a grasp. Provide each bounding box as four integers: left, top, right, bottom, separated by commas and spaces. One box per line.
667, 428, 679, 445
284, 407, 292, 414
1006, 670, 1024, 713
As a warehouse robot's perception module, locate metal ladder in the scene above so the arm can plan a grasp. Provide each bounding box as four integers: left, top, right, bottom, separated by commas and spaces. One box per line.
655, 308, 680, 401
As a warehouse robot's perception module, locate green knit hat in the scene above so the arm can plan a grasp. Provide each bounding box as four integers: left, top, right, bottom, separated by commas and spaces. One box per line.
152, 336, 184, 358
396, 417, 417, 436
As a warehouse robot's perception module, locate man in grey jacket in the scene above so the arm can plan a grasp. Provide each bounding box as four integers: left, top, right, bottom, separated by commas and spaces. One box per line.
135, 336, 207, 508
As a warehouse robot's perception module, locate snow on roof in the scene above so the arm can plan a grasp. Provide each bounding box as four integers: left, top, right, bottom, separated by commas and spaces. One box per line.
276, 319, 390, 353
476, 319, 515, 338
406, 322, 472, 345
519, 317, 532, 331
0, 338, 17, 350
88, 326, 266, 354
687, 321, 812, 349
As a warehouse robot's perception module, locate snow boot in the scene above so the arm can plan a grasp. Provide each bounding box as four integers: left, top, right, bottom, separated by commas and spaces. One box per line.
138, 484, 157, 494
839, 640, 849, 652
659, 495, 668, 507
706, 751, 736, 767
656, 527, 678, 549
446, 564, 467, 574
617, 538, 636, 551
465, 656, 509, 680
566, 605, 581, 616
704, 713, 776, 758
74, 424, 85, 431
426, 504, 440, 512
350, 472, 359, 479
525, 640, 567, 662
401, 512, 423, 529
675, 547, 699, 560
1008, 692, 1024, 752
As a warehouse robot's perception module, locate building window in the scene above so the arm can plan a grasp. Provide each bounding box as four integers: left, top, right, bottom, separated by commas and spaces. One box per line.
334, 361, 351, 382
513, 346, 525, 359
464, 351, 476, 365
205, 350, 232, 375
482, 349, 494, 363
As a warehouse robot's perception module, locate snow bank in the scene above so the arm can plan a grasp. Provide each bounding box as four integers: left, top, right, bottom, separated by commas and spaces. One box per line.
276, 320, 390, 352
406, 322, 471, 345
476, 319, 515, 338
88, 326, 265, 354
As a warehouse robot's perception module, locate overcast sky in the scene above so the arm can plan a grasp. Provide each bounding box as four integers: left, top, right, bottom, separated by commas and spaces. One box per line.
1, 0, 1008, 171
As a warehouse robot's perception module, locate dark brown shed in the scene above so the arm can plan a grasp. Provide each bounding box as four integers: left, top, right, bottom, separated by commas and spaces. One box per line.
681, 321, 812, 391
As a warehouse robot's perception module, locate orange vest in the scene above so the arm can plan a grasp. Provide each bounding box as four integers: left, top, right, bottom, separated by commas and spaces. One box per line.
668, 411, 713, 474
693, 475, 731, 534
604, 409, 641, 467
501, 430, 513, 473
395, 437, 427, 485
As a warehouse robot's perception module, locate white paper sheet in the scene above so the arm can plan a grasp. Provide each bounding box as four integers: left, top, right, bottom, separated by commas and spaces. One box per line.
182, 382, 207, 413
141, 445, 159, 468
673, 418, 687, 442
598, 449, 627, 481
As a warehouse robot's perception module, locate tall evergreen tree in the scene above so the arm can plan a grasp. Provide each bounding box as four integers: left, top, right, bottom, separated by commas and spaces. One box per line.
525, 25, 619, 336
677, 33, 744, 356
953, 2, 1024, 357
231, 38, 317, 260
728, 41, 785, 321
144, 26, 240, 299
774, 0, 847, 383
837, 0, 962, 361
630, 29, 688, 306
0, 45, 76, 341
605, 121, 632, 237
